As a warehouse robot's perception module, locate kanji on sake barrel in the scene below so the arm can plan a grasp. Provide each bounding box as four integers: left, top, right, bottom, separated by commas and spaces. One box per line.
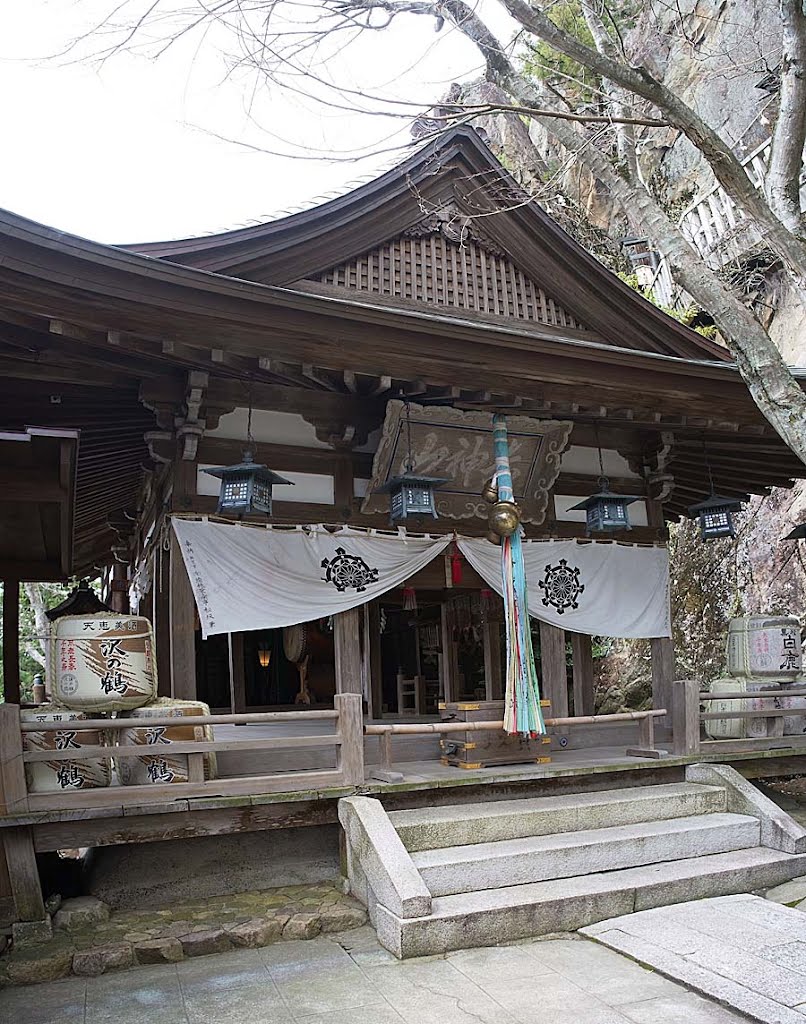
51, 613, 157, 712
21, 705, 111, 793
116, 698, 217, 786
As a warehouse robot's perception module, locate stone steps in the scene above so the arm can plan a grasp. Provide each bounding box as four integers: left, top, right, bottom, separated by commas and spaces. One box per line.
376, 846, 806, 959
389, 782, 727, 852
410, 812, 760, 896
339, 765, 806, 959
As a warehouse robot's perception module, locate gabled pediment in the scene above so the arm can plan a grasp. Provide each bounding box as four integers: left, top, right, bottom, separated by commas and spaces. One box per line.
301, 205, 592, 332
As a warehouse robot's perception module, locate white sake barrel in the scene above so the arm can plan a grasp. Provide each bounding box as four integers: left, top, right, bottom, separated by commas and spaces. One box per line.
116, 698, 217, 786
21, 705, 110, 793
726, 616, 802, 681
52, 613, 157, 712
704, 678, 784, 740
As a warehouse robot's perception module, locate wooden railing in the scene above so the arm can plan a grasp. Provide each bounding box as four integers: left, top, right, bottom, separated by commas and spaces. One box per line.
670, 678, 806, 757
0, 692, 364, 816
365, 708, 667, 773
647, 137, 787, 310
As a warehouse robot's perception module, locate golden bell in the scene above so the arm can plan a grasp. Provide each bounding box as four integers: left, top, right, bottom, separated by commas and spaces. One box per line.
481, 478, 499, 504
485, 529, 502, 546
488, 501, 521, 537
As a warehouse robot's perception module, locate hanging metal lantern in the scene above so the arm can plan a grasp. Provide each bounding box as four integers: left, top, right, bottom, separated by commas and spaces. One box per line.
568, 426, 640, 534
569, 479, 640, 534
257, 639, 272, 669
687, 436, 743, 541
203, 450, 293, 516
373, 397, 448, 523
201, 388, 292, 516
375, 470, 449, 522
688, 494, 743, 540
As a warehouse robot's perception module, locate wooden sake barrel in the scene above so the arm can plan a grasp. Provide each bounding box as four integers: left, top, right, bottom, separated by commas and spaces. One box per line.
116, 698, 217, 786
726, 616, 802, 682
52, 613, 157, 712
21, 705, 110, 793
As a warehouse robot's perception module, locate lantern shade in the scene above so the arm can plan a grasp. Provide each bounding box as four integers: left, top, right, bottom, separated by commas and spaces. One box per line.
568, 480, 641, 534
257, 641, 272, 669
688, 494, 743, 540
202, 450, 293, 516
374, 471, 449, 522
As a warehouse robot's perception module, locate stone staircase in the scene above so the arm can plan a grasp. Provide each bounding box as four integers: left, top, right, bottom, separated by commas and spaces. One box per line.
339, 764, 806, 959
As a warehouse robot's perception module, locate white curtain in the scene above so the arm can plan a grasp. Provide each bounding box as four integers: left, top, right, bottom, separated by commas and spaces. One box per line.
172, 519, 451, 638
457, 537, 671, 638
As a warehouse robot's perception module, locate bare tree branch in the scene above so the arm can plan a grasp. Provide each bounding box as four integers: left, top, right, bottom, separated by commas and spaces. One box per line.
498, 0, 806, 285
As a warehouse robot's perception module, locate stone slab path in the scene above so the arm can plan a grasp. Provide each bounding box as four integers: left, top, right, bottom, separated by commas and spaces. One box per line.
582, 893, 806, 1024
0, 928, 750, 1024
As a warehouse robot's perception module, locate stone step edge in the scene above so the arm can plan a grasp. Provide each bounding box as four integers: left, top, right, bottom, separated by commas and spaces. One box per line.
388, 782, 727, 828
430, 847, 803, 917
410, 812, 759, 870
374, 848, 806, 958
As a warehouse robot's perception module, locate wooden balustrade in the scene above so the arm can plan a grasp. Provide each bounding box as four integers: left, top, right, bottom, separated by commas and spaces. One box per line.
1, 693, 364, 815
365, 708, 668, 773
647, 136, 792, 310
669, 679, 806, 756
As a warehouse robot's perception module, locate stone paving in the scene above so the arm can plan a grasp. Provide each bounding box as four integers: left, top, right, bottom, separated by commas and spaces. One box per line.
0, 885, 366, 986
0, 927, 751, 1024
584, 893, 806, 1024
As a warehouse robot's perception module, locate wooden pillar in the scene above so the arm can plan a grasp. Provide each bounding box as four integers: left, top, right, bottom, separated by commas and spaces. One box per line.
363, 601, 383, 718
334, 607, 363, 695
651, 637, 675, 720
153, 547, 171, 698
440, 601, 459, 704
672, 678, 701, 756
4, 829, 45, 922
539, 621, 568, 719
169, 534, 197, 701
109, 562, 130, 615
646, 496, 675, 720
228, 632, 246, 714
570, 632, 595, 717
482, 620, 503, 701
2, 581, 20, 704
0, 703, 44, 921
334, 691, 365, 784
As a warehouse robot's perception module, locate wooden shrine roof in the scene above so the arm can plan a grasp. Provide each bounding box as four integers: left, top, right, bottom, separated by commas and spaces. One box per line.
126, 128, 726, 363
0, 125, 804, 560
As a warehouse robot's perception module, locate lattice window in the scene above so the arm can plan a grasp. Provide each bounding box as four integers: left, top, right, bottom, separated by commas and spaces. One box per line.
310, 234, 588, 330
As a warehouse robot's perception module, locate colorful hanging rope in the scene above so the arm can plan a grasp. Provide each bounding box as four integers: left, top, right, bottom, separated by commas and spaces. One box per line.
493, 414, 546, 737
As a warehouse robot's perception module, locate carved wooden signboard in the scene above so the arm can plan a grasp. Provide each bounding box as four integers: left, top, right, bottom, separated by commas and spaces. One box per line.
362, 402, 572, 524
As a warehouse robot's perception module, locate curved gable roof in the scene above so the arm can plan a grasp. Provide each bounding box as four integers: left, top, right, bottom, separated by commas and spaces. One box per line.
125, 127, 727, 362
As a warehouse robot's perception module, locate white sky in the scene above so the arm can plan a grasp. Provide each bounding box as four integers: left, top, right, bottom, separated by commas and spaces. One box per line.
0, 2, 515, 244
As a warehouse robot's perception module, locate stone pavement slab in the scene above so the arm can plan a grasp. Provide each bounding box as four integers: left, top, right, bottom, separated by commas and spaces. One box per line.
583, 894, 806, 1023
0, 928, 754, 1024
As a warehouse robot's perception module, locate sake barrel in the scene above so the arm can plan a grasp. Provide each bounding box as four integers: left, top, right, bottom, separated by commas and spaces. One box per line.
52, 613, 157, 712
21, 705, 110, 793
726, 616, 802, 682
704, 677, 784, 740
116, 698, 217, 786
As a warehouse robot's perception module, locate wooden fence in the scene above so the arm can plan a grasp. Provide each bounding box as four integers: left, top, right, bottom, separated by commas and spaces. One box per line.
0, 692, 365, 816
647, 137, 786, 309
366, 708, 668, 772
671, 679, 806, 757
